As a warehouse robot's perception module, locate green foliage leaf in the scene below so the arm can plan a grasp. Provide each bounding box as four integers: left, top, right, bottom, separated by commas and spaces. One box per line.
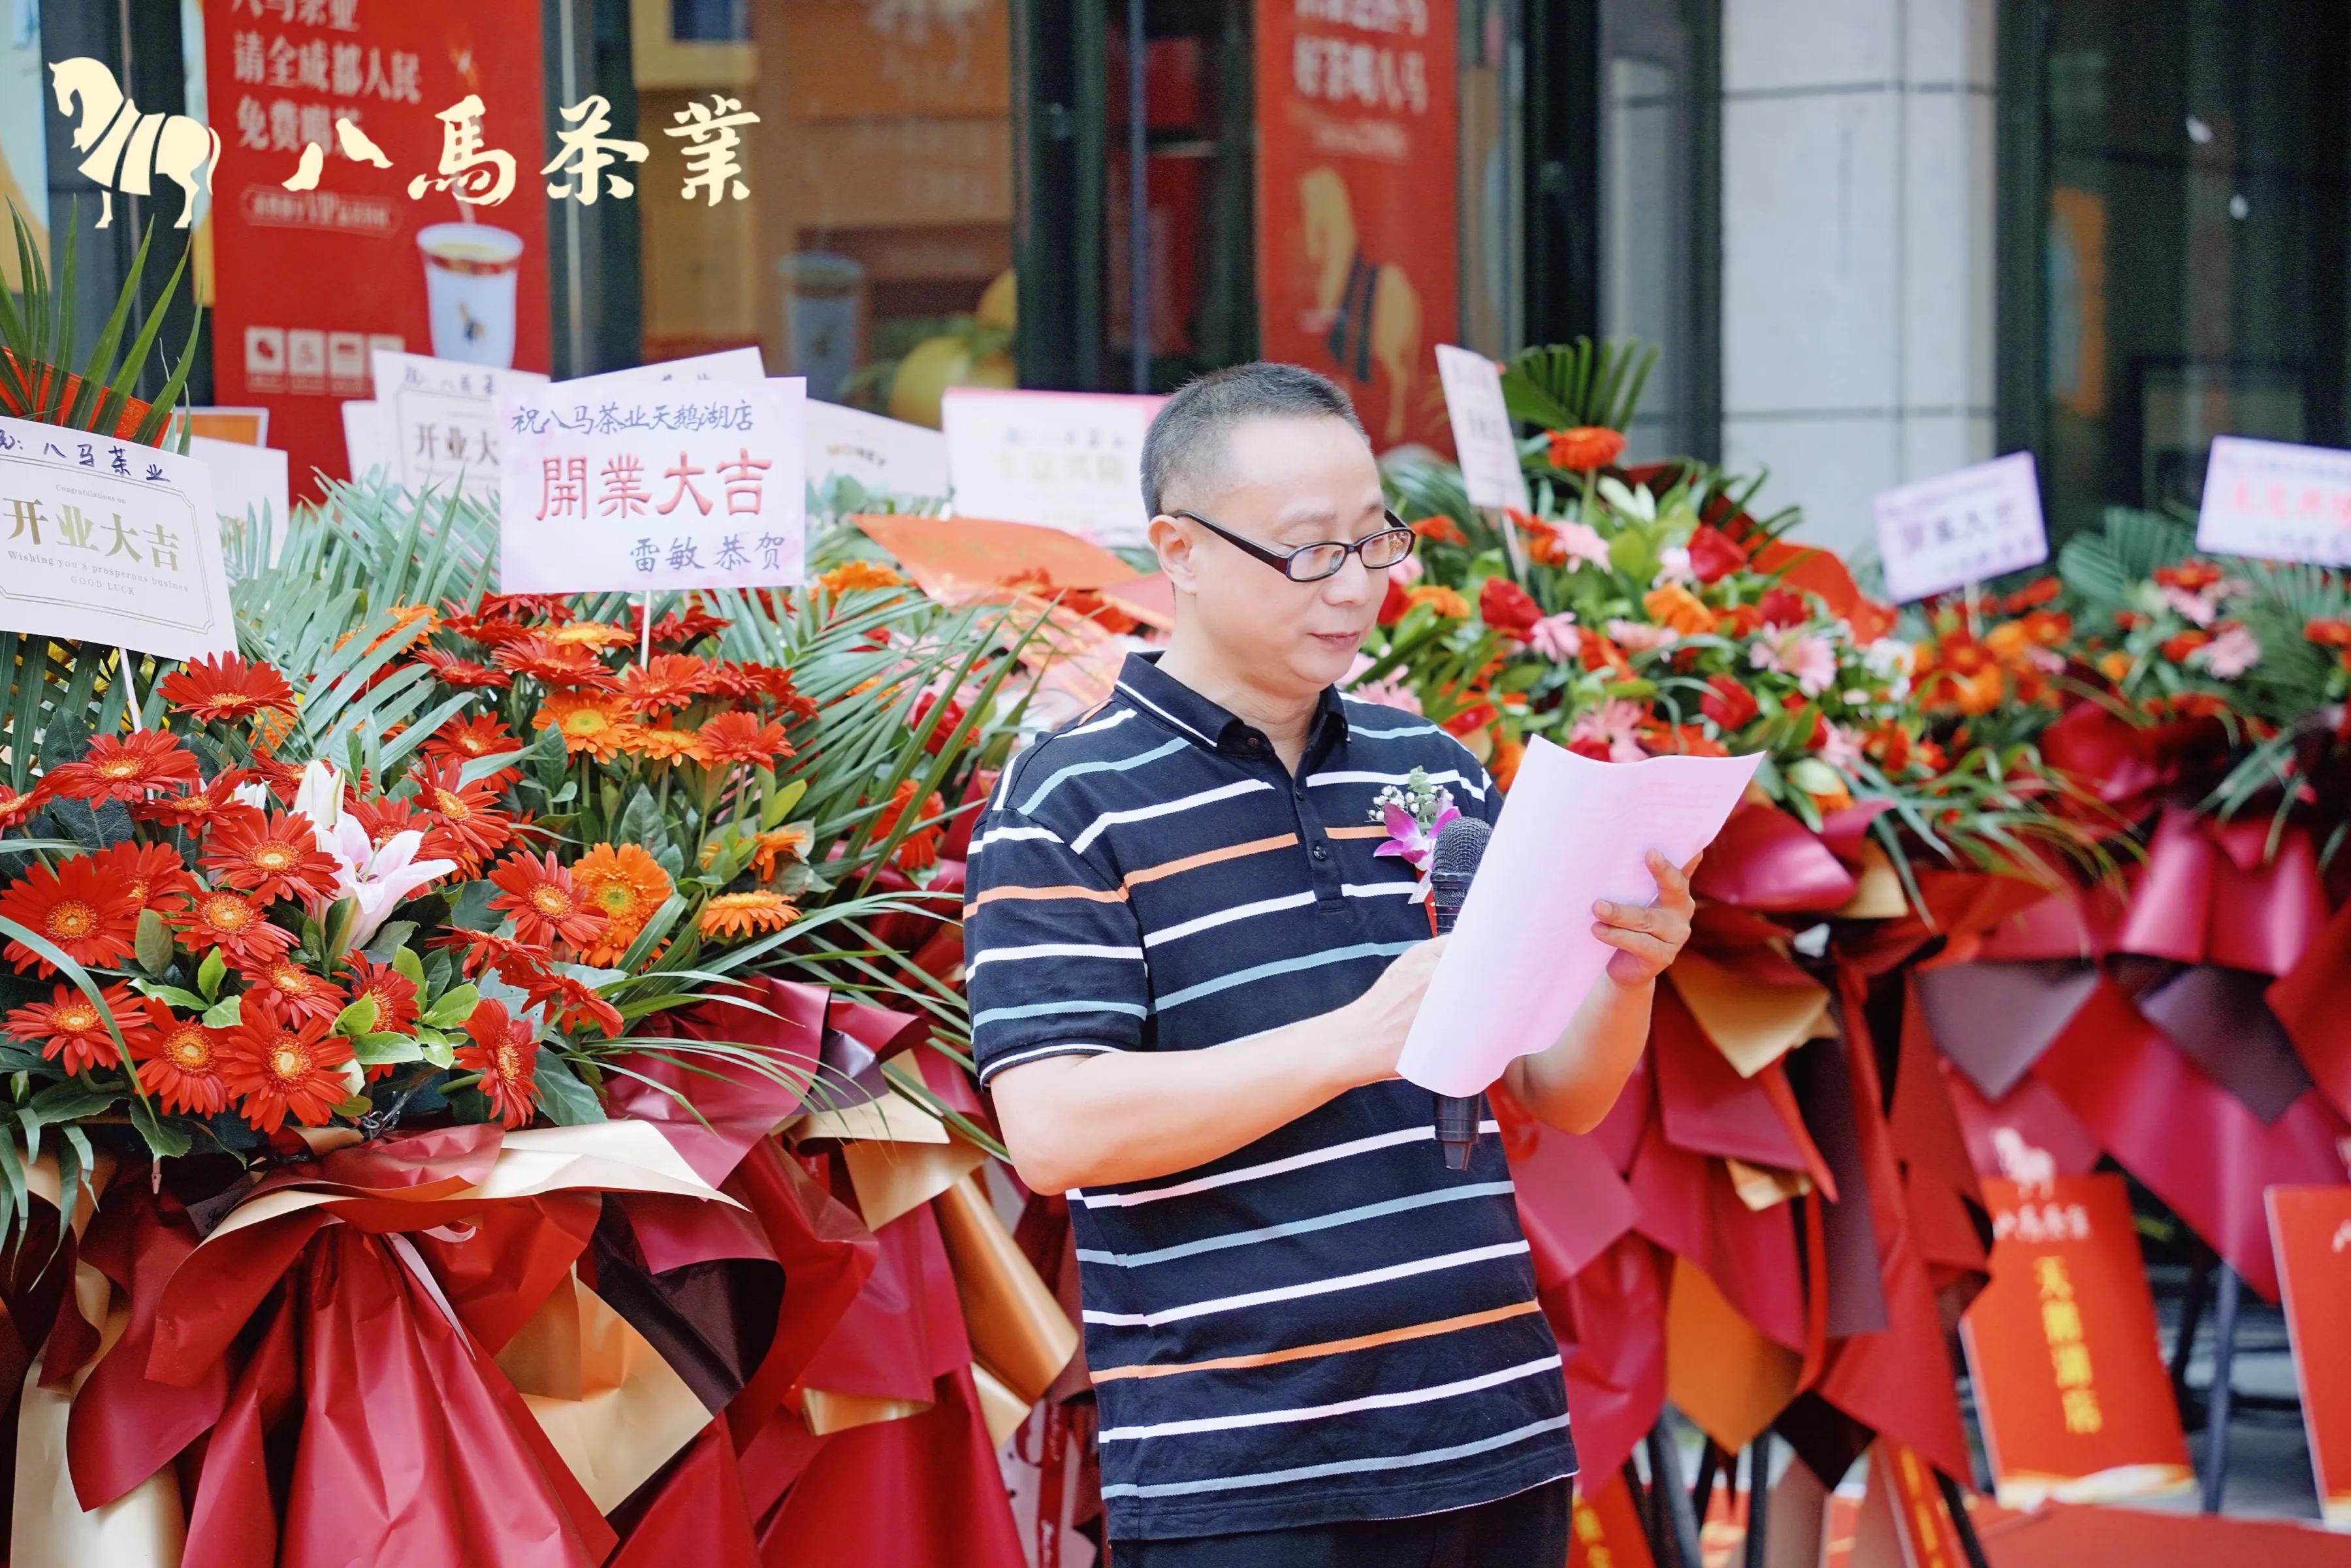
196, 945, 227, 1001
135, 909, 175, 976
353, 1031, 423, 1066
532, 1049, 607, 1125
332, 996, 381, 1036
423, 984, 480, 1028
129, 1096, 194, 1160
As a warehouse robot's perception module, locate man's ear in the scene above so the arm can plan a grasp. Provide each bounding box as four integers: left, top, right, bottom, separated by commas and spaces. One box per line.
1149, 512, 1200, 593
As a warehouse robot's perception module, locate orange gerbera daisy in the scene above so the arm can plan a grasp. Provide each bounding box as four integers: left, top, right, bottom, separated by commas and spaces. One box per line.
698, 711, 793, 768
0, 784, 44, 831
129, 999, 227, 1115
572, 844, 672, 964
1641, 584, 1714, 638
616, 654, 716, 714
749, 825, 812, 883
169, 888, 296, 968
534, 693, 634, 762
157, 653, 298, 724
242, 957, 345, 1025
217, 999, 355, 1132
1547, 425, 1626, 472
200, 808, 342, 903
649, 602, 732, 647
89, 840, 200, 916
44, 731, 202, 804
488, 852, 607, 948
816, 560, 906, 594
616, 723, 709, 764
1403, 584, 1470, 620
542, 620, 636, 649
457, 999, 540, 1128
698, 890, 799, 940
3, 981, 147, 1074
0, 859, 139, 974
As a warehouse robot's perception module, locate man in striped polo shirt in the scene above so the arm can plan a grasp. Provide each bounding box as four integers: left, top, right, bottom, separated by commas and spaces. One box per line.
965, 363, 1696, 1564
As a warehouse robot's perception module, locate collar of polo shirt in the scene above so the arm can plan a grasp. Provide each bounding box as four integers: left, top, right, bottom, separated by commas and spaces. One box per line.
1117, 650, 1349, 758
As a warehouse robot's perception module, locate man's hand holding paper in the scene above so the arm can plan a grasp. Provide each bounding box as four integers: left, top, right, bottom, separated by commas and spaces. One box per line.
1396, 735, 1763, 1098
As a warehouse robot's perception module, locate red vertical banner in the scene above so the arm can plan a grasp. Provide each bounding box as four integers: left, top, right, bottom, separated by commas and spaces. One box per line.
202, 0, 551, 494
1957, 1175, 2194, 1508
2266, 1185, 2351, 1526
1253, 0, 1455, 451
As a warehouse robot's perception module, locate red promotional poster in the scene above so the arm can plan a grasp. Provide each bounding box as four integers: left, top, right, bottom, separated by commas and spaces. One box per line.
200, 0, 551, 494
1253, 0, 1456, 452
1957, 1174, 2194, 1509
2265, 1185, 2351, 1526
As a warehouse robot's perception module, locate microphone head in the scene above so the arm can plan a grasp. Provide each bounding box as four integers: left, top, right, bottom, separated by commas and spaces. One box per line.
1428, 815, 1491, 880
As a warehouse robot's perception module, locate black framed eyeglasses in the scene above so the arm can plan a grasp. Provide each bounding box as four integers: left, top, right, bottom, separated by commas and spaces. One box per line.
1172, 509, 1418, 583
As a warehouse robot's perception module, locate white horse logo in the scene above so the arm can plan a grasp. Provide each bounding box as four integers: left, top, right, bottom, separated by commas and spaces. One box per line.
1992, 1126, 2056, 1196
49, 57, 220, 229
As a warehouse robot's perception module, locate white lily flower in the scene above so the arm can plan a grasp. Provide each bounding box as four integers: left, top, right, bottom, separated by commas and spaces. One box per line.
293, 760, 345, 833
330, 818, 456, 949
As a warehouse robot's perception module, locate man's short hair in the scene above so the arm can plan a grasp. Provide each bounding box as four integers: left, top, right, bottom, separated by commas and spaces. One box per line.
1140, 362, 1366, 517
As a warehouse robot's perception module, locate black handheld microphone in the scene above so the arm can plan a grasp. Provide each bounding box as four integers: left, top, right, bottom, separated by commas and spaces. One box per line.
1427, 816, 1490, 1171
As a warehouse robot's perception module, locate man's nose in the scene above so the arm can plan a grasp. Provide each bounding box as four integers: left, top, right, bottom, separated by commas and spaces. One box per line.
1320, 552, 1375, 606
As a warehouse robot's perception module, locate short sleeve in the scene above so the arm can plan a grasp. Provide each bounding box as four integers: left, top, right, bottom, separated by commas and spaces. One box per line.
961, 808, 1151, 1089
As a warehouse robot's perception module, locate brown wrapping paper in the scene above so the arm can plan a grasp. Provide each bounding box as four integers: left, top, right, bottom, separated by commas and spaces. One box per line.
1667, 949, 1832, 1078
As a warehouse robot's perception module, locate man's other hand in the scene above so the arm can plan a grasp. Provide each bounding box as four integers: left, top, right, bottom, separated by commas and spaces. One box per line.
1590, 849, 1699, 985
1338, 932, 1450, 1085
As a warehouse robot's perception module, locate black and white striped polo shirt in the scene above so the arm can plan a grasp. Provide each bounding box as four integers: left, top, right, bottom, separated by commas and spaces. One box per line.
963, 650, 1575, 1541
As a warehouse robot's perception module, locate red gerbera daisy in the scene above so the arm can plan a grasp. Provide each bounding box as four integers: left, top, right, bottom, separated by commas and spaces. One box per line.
650, 602, 732, 648
411, 647, 515, 691
0, 784, 44, 831
44, 731, 202, 804
201, 809, 341, 904
492, 635, 622, 692
347, 795, 432, 852
242, 752, 306, 803
698, 711, 795, 768
129, 770, 257, 837
702, 662, 818, 720
869, 779, 948, 873
343, 956, 421, 1034
238, 957, 345, 1025
412, 762, 517, 869
419, 714, 522, 772
432, 927, 551, 980
217, 998, 355, 1131
0, 859, 139, 974
129, 999, 227, 1115
487, 852, 607, 949
157, 654, 299, 724
89, 840, 200, 916
478, 593, 575, 625
515, 967, 624, 1038
616, 654, 716, 715
169, 888, 296, 968
3, 981, 148, 1074
456, 999, 540, 1129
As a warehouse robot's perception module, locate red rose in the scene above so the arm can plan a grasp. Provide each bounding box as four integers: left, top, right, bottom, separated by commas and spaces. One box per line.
1441, 701, 1498, 736
1686, 524, 1750, 584
1758, 588, 1808, 628
1379, 575, 1411, 626
1700, 675, 1759, 730
1478, 577, 1543, 638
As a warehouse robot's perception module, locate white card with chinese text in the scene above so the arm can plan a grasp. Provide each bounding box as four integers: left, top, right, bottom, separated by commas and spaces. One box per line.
807, 398, 949, 500
0, 417, 237, 661
942, 388, 1164, 549
370, 349, 550, 503
2196, 436, 2351, 567
1873, 453, 2049, 603
497, 376, 808, 594
189, 435, 293, 567
1435, 344, 1530, 513
554, 347, 768, 394
342, 399, 394, 483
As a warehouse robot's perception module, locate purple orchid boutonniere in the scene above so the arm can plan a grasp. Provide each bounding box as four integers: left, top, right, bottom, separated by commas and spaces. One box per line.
1370, 768, 1460, 903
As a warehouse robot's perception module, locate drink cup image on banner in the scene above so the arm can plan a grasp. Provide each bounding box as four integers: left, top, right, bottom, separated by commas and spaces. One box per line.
417, 223, 527, 368
498, 376, 808, 594
0, 415, 236, 662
